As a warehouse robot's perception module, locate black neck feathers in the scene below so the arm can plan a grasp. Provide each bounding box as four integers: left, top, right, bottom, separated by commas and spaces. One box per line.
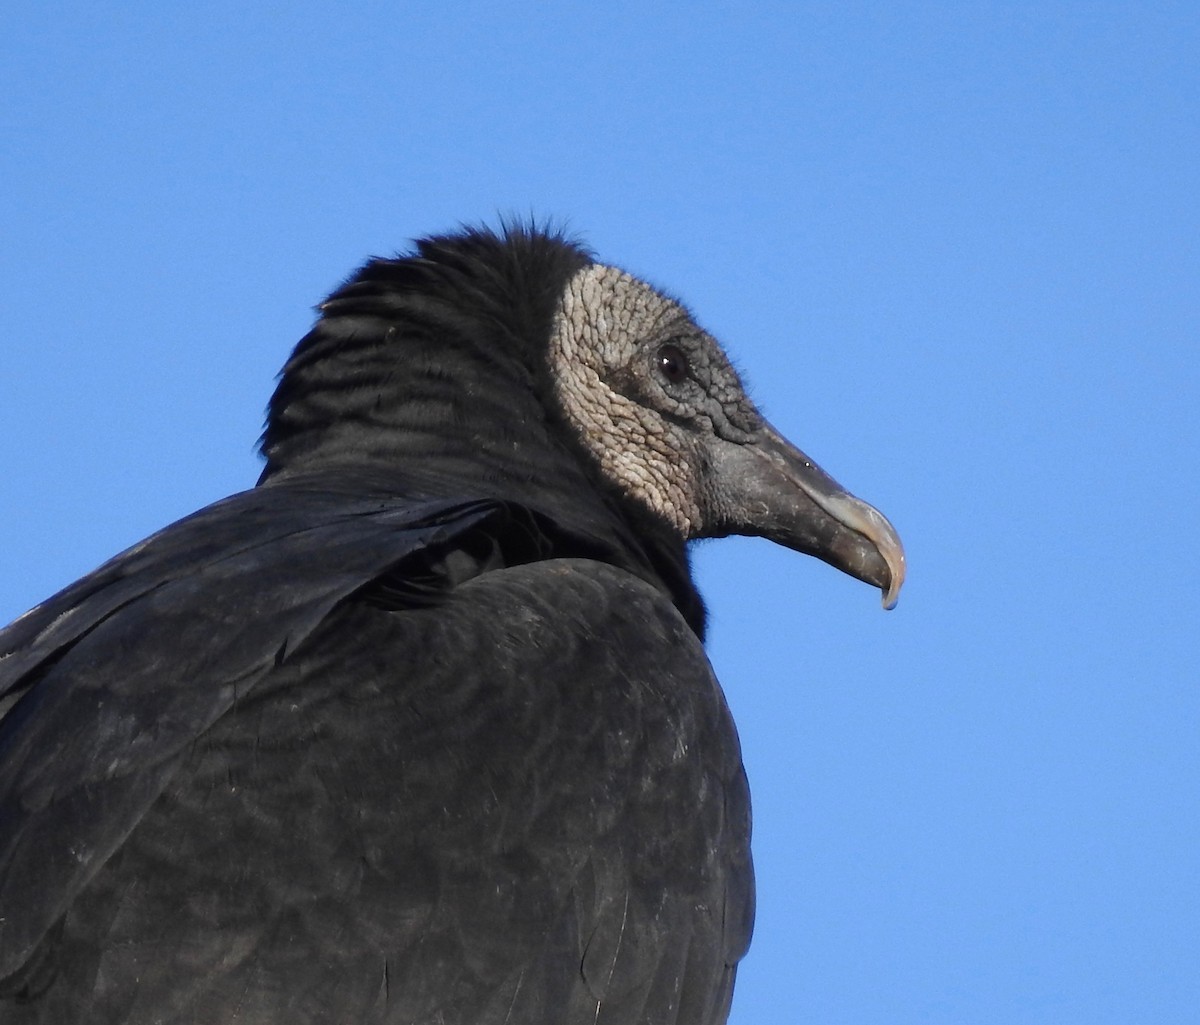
257, 226, 707, 637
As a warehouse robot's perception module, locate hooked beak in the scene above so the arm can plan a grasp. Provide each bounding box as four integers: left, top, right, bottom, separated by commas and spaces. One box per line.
705, 422, 906, 609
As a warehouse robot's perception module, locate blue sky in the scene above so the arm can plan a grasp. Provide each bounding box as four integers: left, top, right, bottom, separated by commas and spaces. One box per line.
2, 4, 1197, 1022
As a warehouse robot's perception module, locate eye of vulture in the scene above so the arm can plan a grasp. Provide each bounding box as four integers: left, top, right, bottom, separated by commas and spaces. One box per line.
0, 225, 903, 1024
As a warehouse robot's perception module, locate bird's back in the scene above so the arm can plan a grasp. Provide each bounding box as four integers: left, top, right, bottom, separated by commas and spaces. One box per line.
5, 543, 752, 1025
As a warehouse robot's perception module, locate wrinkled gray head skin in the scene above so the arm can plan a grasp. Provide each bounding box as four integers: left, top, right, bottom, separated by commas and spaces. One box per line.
550, 263, 906, 608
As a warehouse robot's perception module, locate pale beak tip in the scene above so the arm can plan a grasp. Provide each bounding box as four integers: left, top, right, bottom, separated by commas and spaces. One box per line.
879, 547, 906, 611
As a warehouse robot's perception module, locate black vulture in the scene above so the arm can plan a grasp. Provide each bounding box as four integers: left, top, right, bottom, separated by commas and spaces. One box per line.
0, 226, 904, 1024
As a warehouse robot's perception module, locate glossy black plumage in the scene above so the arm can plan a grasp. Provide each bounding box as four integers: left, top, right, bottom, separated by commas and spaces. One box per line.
0, 227, 901, 1024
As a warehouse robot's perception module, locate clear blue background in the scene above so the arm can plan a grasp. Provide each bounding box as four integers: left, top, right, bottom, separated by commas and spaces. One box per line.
2, 5, 1196, 1023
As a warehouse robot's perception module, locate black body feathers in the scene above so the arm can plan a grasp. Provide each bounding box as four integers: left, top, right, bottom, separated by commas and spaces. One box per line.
0, 229, 750, 1023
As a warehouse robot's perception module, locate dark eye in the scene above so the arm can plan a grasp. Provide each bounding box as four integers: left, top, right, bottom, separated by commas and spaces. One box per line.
656, 344, 688, 385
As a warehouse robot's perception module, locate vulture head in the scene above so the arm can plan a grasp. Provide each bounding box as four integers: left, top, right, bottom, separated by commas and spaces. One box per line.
261, 226, 905, 609
551, 261, 904, 608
